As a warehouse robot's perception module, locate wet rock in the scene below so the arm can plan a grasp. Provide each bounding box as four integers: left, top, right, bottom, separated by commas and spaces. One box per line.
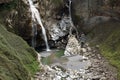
49, 16, 72, 41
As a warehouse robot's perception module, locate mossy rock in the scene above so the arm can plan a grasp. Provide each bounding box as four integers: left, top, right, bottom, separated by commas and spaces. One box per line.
0, 24, 39, 80
89, 21, 120, 79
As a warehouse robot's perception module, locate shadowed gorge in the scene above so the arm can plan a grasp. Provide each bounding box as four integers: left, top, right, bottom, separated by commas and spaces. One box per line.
0, 0, 120, 80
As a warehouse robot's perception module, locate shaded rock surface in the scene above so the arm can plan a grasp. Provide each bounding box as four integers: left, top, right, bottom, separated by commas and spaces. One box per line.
0, 0, 12, 4
49, 16, 72, 41
83, 16, 110, 30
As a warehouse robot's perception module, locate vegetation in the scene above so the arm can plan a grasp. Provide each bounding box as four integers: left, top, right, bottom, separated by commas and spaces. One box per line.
89, 21, 120, 79
0, 24, 39, 80
100, 30, 120, 79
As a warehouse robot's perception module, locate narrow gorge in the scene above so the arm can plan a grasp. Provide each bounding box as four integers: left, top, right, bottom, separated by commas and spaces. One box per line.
0, 0, 120, 80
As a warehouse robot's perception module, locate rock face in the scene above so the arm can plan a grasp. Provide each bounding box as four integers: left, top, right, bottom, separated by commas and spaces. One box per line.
0, 0, 12, 4
83, 16, 111, 31
2, 0, 120, 48
72, 0, 104, 19
49, 17, 71, 41
0, 24, 38, 80
4, 0, 70, 47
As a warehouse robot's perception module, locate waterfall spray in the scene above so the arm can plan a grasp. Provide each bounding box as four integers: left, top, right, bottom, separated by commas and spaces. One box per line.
28, 0, 50, 51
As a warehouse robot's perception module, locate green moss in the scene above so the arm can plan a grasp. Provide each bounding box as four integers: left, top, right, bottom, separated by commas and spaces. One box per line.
88, 21, 120, 79
26, 61, 39, 75
0, 24, 39, 80
99, 28, 120, 79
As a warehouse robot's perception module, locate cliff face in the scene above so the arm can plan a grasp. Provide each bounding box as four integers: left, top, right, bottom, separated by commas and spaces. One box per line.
4, 0, 67, 47
0, 24, 38, 80
0, 0, 120, 79
0, 0, 12, 4
1, 0, 120, 46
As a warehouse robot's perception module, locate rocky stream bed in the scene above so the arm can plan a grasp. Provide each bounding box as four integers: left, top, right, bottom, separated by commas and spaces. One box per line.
33, 36, 117, 80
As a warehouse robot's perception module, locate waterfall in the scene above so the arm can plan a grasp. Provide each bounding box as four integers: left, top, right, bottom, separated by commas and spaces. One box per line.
68, 0, 73, 25
28, 0, 50, 51
68, 0, 74, 35
31, 24, 37, 48
68, 0, 78, 38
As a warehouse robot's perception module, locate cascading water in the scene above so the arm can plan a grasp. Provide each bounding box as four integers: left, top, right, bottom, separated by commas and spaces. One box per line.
68, 0, 78, 38
68, 0, 74, 35
28, 0, 50, 51
31, 23, 37, 48
68, 0, 74, 26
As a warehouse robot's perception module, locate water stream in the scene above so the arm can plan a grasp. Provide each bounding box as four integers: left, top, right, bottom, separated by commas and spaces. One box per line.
68, 0, 75, 35
28, 0, 50, 51
31, 23, 37, 48
69, 0, 72, 23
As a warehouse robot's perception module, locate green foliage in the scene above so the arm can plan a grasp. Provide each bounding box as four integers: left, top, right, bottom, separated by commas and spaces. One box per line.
0, 24, 39, 80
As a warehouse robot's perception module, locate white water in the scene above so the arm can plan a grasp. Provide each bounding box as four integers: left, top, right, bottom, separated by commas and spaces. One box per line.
68, 0, 78, 37
31, 24, 37, 48
28, 0, 50, 51
68, 0, 74, 26
68, 0, 75, 35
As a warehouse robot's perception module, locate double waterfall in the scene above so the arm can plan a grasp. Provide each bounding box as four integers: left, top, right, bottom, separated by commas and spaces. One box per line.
28, 0, 50, 51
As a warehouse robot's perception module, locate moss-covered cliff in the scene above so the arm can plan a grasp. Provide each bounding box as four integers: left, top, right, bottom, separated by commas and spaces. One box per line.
89, 20, 120, 79
0, 24, 39, 80
99, 23, 120, 79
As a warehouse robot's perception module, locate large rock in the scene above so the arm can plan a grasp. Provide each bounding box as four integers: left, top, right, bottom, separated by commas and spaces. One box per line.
64, 35, 81, 56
